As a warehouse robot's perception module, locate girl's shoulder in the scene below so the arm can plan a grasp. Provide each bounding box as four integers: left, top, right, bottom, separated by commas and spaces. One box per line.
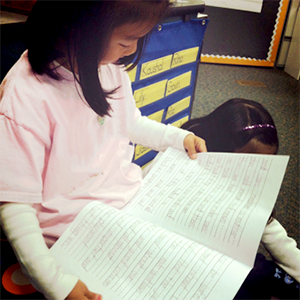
0, 51, 80, 137
1, 51, 60, 103
0, 52, 40, 116
1, 51, 81, 104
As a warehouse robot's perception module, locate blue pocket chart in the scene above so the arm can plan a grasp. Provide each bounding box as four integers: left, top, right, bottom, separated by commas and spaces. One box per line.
130, 15, 209, 167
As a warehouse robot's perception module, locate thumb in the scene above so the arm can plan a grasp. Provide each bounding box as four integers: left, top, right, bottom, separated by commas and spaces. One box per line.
185, 144, 197, 160
195, 136, 207, 153
91, 294, 102, 300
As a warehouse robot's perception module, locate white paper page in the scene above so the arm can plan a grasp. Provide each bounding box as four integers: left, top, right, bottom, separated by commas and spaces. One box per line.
51, 201, 250, 300
124, 148, 289, 267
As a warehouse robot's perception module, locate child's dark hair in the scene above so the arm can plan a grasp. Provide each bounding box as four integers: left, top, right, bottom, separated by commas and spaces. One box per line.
182, 98, 279, 154
25, 0, 170, 116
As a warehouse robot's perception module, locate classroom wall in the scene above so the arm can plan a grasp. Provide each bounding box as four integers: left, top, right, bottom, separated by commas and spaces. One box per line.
200, 0, 289, 67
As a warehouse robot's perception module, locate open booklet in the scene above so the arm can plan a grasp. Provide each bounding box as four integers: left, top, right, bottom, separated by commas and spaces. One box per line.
50, 148, 289, 300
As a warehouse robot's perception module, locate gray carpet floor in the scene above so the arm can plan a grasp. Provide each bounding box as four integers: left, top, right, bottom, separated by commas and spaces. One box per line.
192, 62, 300, 250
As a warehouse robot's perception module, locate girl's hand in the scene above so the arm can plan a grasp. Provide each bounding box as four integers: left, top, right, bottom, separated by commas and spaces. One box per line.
184, 134, 207, 159
66, 280, 102, 300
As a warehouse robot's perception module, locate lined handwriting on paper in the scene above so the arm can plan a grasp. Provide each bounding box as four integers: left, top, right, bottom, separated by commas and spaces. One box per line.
50, 149, 288, 299
125, 149, 275, 249
52, 202, 240, 300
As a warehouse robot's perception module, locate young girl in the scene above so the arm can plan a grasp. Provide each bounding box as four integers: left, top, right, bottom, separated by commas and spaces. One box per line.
182, 98, 300, 298
181, 98, 279, 154
0, 1, 206, 299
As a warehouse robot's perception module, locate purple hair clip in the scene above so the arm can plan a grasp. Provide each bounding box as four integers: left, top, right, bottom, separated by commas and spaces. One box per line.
243, 124, 275, 131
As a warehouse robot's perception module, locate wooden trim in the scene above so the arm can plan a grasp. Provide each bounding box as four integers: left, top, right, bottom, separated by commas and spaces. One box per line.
201, 55, 275, 67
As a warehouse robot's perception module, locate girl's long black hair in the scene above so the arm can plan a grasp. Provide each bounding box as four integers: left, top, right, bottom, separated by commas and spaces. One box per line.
25, 0, 170, 116
182, 98, 279, 153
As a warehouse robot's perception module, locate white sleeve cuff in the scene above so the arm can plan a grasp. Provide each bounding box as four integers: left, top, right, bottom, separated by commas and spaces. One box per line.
261, 219, 300, 283
0, 202, 78, 299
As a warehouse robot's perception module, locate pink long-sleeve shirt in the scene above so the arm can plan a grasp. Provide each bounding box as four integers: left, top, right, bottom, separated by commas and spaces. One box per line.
0, 51, 189, 246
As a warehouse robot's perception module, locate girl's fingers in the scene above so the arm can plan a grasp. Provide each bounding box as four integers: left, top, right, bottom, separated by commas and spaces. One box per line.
184, 134, 207, 159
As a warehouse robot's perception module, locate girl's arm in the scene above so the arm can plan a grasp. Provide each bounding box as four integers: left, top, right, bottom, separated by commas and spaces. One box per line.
261, 219, 300, 283
128, 115, 206, 157
0, 202, 100, 299
120, 65, 206, 156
